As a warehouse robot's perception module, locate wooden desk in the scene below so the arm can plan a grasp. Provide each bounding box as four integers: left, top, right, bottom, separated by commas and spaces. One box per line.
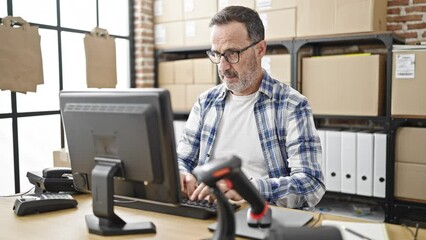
0, 194, 423, 240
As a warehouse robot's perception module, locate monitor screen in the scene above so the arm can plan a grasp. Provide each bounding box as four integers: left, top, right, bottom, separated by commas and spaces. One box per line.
60, 88, 181, 235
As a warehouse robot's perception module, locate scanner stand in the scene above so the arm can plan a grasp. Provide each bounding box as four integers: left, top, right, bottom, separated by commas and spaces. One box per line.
210, 186, 235, 240
86, 158, 156, 236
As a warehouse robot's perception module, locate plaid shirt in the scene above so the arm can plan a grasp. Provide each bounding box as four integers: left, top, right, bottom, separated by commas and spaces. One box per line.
177, 71, 325, 208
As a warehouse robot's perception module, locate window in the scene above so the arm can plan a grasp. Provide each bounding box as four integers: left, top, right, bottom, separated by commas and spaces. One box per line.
0, 0, 134, 195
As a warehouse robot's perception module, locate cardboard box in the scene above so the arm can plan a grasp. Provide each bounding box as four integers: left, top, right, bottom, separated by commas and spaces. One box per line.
218, 0, 255, 10
297, 0, 334, 37
193, 58, 217, 84
160, 84, 187, 111
256, 0, 296, 11
395, 162, 426, 201
395, 127, 426, 165
334, 0, 387, 35
302, 54, 385, 116
186, 84, 215, 110
262, 54, 291, 84
184, 18, 211, 47
174, 59, 194, 84
158, 61, 174, 84
391, 48, 426, 116
155, 22, 184, 49
297, 0, 387, 37
183, 0, 217, 20
259, 8, 296, 40
154, 0, 183, 23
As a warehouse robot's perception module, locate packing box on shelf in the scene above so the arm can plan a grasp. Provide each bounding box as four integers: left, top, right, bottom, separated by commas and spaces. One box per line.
218, 0, 255, 10
259, 8, 296, 40
174, 59, 194, 84
193, 58, 217, 84
395, 162, 426, 201
159, 84, 187, 111
395, 127, 426, 165
296, 0, 387, 37
158, 61, 175, 85
183, 0, 217, 20
155, 22, 184, 49
302, 54, 385, 116
184, 18, 211, 47
255, 0, 296, 11
391, 47, 426, 117
262, 54, 291, 85
154, 0, 183, 23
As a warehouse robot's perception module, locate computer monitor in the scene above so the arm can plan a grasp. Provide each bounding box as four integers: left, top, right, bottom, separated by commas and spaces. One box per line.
59, 88, 181, 236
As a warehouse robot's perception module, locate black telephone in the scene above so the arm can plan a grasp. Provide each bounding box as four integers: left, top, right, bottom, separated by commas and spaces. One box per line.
13, 193, 78, 216
27, 167, 76, 193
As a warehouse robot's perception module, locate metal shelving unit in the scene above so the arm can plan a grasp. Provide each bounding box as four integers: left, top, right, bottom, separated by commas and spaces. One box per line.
287, 31, 426, 225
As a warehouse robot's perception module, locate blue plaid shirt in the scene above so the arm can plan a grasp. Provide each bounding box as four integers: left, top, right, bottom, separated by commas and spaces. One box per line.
177, 71, 325, 208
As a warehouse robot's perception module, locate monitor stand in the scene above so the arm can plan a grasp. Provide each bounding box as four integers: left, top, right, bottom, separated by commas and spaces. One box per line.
86, 157, 156, 236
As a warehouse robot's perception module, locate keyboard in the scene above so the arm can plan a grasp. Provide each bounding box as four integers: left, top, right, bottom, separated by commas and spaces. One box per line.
114, 197, 240, 220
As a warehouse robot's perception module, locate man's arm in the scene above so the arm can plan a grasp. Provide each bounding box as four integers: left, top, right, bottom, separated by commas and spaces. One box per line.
253, 98, 325, 208
176, 99, 203, 174
176, 97, 204, 197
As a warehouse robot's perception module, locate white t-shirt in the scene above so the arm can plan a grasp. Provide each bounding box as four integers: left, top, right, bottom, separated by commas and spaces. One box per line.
210, 91, 268, 179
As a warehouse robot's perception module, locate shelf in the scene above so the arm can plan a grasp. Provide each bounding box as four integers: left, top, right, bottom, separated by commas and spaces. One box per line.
393, 201, 426, 227
173, 112, 190, 121
316, 192, 386, 222
314, 115, 388, 122
293, 31, 404, 47
155, 45, 210, 54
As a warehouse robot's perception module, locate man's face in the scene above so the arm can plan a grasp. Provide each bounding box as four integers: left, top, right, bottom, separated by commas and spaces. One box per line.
210, 22, 263, 96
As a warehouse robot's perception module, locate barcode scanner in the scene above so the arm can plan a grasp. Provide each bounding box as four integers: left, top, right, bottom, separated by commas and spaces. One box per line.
194, 155, 272, 240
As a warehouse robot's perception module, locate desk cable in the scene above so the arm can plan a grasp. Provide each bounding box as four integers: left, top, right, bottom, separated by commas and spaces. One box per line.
403, 223, 420, 240
0, 186, 34, 198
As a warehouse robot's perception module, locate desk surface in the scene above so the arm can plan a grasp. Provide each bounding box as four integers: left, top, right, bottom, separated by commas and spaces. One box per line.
0, 194, 423, 240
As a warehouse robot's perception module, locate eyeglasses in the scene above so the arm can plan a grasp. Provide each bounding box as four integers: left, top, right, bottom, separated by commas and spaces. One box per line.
206, 41, 260, 64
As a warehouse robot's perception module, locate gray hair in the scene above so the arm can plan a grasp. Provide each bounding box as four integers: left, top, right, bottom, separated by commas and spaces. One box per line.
209, 6, 265, 43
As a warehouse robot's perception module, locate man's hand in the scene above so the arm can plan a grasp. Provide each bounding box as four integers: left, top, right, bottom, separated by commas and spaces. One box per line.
180, 172, 198, 197
190, 179, 243, 202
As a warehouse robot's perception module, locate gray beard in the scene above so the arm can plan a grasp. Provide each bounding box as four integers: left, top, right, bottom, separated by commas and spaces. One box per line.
221, 59, 259, 94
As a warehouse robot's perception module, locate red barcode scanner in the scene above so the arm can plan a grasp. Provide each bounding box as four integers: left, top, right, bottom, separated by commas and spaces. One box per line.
194, 156, 272, 239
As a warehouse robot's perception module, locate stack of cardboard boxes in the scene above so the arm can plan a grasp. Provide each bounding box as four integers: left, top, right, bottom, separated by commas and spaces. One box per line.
395, 127, 426, 202
392, 46, 426, 203
300, 0, 388, 117
155, 0, 388, 113
158, 58, 216, 112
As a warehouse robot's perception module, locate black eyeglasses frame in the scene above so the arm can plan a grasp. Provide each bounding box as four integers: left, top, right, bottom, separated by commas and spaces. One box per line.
206, 40, 261, 64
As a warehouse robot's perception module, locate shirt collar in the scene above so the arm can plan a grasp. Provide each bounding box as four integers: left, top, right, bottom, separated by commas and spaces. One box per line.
258, 70, 275, 100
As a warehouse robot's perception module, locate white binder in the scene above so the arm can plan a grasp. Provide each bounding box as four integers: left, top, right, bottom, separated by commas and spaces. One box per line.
341, 131, 357, 194
325, 130, 341, 192
356, 132, 374, 196
317, 129, 327, 184
373, 133, 387, 198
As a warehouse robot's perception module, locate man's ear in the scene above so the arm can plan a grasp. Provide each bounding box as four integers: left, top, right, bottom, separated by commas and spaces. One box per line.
257, 40, 267, 57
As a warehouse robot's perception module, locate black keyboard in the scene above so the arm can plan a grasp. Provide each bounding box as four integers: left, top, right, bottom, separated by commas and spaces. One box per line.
114, 197, 240, 220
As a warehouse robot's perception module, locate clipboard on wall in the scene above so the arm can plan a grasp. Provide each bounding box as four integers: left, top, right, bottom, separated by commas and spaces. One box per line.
84, 27, 117, 88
